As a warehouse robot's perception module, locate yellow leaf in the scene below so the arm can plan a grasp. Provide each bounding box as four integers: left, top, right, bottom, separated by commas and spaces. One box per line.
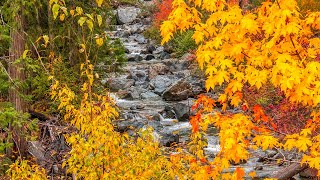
96, 0, 103, 7
249, 171, 256, 178
52, 4, 60, 20
59, 14, 65, 21
22, 50, 30, 59
70, 10, 75, 16
96, 38, 104, 47
97, 15, 102, 27
86, 19, 94, 31
76, 7, 83, 15
78, 17, 87, 26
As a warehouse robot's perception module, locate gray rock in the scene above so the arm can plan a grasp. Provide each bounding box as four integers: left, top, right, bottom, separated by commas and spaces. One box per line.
160, 106, 176, 119
147, 45, 156, 53
162, 80, 193, 101
147, 121, 163, 132
117, 89, 133, 100
130, 70, 147, 82
128, 86, 148, 99
172, 99, 195, 121
149, 75, 177, 95
116, 120, 145, 132
159, 51, 171, 59
107, 77, 135, 91
127, 54, 143, 62
132, 34, 147, 43
116, 7, 141, 24
148, 63, 170, 79
160, 133, 179, 147
145, 54, 155, 60
140, 91, 161, 100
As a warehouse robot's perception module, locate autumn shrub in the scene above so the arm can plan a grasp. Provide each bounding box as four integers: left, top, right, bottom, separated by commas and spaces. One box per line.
161, 0, 320, 177
7, 159, 47, 179
243, 84, 311, 134
153, 0, 173, 27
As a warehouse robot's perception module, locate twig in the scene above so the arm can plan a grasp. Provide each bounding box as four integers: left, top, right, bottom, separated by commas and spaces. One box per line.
289, 35, 303, 61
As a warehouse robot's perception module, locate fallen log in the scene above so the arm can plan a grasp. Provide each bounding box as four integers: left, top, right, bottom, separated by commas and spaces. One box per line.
270, 162, 308, 180
28, 109, 51, 121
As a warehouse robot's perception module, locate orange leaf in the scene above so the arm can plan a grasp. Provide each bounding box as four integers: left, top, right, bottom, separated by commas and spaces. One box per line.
235, 167, 245, 179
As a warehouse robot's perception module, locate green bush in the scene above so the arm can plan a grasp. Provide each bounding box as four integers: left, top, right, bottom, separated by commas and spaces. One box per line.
170, 30, 196, 57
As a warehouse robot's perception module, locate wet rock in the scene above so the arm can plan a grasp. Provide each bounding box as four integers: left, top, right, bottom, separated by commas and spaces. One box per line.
163, 122, 191, 136
173, 70, 191, 79
160, 133, 179, 147
153, 46, 163, 53
147, 121, 163, 132
130, 104, 145, 110
160, 118, 179, 126
117, 90, 133, 100
107, 77, 135, 91
116, 7, 141, 24
160, 106, 176, 119
140, 91, 161, 100
204, 136, 220, 156
172, 99, 195, 121
116, 120, 145, 132
266, 149, 278, 158
128, 86, 148, 99
148, 63, 170, 79
130, 70, 147, 82
159, 51, 171, 59
146, 45, 156, 53
162, 80, 193, 101
145, 54, 155, 60
149, 75, 177, 95
127, 54, 143, 62
28, 141, 46, 164
131, 34, 147, 43
128, 23, 146, 34
254, 166, 263, 170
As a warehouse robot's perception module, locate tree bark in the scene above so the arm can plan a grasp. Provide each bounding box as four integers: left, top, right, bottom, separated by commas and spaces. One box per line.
9, 8, 26, 112
7, 6, 28, 157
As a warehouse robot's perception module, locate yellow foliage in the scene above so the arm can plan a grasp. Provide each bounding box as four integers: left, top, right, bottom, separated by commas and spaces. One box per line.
7, 160, 48, 180
161, 0, 320, 177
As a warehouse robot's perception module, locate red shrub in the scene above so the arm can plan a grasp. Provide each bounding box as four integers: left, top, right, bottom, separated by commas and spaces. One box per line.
153, 0, 173, 27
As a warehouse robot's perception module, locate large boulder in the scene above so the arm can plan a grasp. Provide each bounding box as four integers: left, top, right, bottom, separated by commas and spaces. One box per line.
148, 63, 170, 79
129, 70, 147, 82
162, 80, 193, 101
149, 75, 177, 95
172, 99, 195, 121
116, 7, 141, 24
106, 77, 135, 91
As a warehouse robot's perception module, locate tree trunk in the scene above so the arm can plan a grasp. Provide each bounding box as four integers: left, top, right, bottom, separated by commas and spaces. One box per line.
8, 6, 28, 157
9, 9, 26, 112
270, 163, 308, 180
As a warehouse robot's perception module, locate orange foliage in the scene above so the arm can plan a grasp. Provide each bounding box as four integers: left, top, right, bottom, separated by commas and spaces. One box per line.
153, 0, 173, 27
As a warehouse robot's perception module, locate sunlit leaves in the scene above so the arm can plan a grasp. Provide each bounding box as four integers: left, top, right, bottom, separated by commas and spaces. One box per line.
96, 0, 103, 7
253, 135, 279, 151
97, 15, 102, 27
52, 4, 60, 20
78, 17, 87, 26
